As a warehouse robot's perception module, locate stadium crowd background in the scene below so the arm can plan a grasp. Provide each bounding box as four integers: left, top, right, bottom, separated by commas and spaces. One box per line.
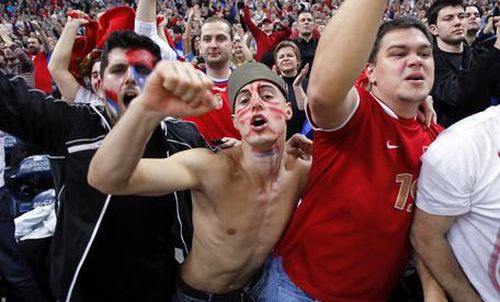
0, 0, 496, 84
1, 0, 500, 301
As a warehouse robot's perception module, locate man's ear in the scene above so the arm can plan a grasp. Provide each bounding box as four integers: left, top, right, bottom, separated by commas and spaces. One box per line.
232, 113, 239, 130
365, 63, 376, 86
285, 102, 293, 121
428, 24, 439, 36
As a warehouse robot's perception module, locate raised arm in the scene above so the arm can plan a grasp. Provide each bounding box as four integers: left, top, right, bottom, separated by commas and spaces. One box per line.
292, 63, 309, 111
47, 16, 88, 102
242, 1, 264, 40
307, 0, 386, 129
135, 0, 177, 61
88, 61, 214, 196
183, 6, 197, 56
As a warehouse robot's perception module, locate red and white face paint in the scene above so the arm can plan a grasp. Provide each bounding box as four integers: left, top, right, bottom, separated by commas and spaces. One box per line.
233, 81, 291, 149
101, 48, 156, 119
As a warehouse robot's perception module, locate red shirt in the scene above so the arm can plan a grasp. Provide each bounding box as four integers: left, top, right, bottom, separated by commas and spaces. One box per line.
184, 79, 240, 142
243, 6, 291, 62
33, 51, 52, 94
275, 86, 443, 301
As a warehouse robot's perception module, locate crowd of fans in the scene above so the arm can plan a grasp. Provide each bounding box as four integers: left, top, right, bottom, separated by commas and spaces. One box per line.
0, 0, 500, 301
0, 0, 498, 74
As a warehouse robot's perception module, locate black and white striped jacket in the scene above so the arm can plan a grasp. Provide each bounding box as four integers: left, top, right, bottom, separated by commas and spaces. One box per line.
0, 72, 205, 301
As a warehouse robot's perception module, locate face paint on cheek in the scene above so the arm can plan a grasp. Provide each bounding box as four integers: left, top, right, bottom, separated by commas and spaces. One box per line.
104, 89, 118, 102
104, 89, 120, 119
235, 106, 251, 123
235, 107, 253, 137
131, 67, 148, 91
268, 104, 286, 119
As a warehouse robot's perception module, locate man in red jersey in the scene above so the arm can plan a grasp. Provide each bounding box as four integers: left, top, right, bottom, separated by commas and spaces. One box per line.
184, 17, 241, 144
264, 0, 444, 301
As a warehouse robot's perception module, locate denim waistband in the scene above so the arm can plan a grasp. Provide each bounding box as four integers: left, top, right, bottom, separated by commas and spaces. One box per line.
177, 268, 265, 302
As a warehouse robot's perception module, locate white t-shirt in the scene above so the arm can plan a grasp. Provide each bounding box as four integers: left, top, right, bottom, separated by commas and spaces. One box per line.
74, 86, 101, 104
417, 105, 500, 301
135, 20, 177, 61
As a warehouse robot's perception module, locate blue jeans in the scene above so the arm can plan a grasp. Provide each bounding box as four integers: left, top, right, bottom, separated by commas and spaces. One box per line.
0, 186, 44, 302
263, 257, 317, 302
173, 267, 267, 302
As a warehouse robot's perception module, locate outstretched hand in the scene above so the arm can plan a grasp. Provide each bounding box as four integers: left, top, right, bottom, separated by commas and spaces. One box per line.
137, 61, 215, 119
286, 134, 312, 161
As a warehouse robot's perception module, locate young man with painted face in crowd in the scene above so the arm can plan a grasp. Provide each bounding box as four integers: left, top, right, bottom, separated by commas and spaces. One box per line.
87, 62, 311, 301
0, 31, 206, 301
265, 0, 443, 300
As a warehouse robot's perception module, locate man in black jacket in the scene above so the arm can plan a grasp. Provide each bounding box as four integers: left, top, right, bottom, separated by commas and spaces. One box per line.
427, 0, 500, 127
0, 31, 205, 301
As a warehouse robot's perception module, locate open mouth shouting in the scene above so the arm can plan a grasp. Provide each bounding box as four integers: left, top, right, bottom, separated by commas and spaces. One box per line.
250, 114, 269, 131
121, 89, 139, 107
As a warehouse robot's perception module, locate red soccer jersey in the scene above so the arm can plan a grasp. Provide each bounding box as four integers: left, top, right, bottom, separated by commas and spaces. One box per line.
33, 51, 53, 94
275, 86, 443, 301
184, 79, 240, 142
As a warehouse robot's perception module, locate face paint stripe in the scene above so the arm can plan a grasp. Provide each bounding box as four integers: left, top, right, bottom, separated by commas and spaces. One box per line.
125, 49, 155, 70
104, 89, 119, 102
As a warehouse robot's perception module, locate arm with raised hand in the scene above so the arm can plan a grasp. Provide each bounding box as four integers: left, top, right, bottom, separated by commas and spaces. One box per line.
0, 24, 14, 47
307, 0, 386, 129
183, 6, 196, 56
242, 0, 264, 40
88, 61, 215, 196
30, 20, 51, 53
292, 63, 309, 111
47, 15, 88, 102
135, 0, 177, 61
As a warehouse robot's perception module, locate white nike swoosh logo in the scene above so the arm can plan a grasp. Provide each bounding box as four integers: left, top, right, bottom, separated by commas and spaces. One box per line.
212, 86, 227, 92
386, 140, 400, 149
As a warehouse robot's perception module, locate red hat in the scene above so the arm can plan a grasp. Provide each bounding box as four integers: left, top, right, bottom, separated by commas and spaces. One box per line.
95, 6, 135, 48
68, 6, 136, 84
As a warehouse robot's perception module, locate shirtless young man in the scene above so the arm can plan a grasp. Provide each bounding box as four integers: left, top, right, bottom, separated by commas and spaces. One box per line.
87, 61, 311, 301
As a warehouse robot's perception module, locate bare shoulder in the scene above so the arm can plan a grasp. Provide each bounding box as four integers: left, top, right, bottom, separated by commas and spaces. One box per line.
181, 147, 238, 173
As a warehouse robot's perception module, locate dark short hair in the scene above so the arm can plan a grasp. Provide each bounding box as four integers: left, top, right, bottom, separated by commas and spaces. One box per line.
368, 17, 433, 64
202, 16, 234, 40
427, 0, 465, 25
100, 31, 161, 77
466, 4, 483, 17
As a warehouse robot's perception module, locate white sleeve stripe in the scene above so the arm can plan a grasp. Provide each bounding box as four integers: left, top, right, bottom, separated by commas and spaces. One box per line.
305, 89, 360, 132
